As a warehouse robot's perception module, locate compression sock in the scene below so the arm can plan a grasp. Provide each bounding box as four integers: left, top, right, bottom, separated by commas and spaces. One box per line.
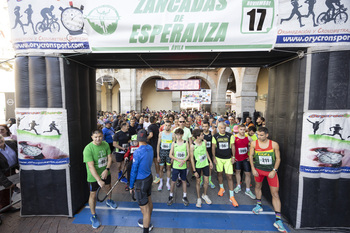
167, 177, 170, 183
219, 184, 224, 189
276, 212, 282, 221
159, 178, 163, 186
229, 190, 234, 198
209, 176, 212, 182
257, 199, 262, 206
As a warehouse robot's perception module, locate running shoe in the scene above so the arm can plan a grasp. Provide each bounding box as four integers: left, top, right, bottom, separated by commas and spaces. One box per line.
234, 186, 241, 193
90, 214, 101, 229
176, 179, 182, 187
229, 196, 239, 207
118, 171, 122, 180
218, 188, 225, 196
106, 199, 117, 209
273, 220, 287, 233
245, 190, 256, 199
186, 178, 190, 187
201, 194, 212, 205
196, 198, 202, 208
158, 183, 163, 191
137, 218, 154, 231
153, 176, 160, 184
209, 181, 216, 189
252, 204, 263, 214
182, 197, 189, 206
166, 182, 171, 191
167, 196, 174, 206
120, 177, 128, 184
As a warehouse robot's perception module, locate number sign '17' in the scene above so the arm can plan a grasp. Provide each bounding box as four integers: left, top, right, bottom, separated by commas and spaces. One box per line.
156, 79, 201, 91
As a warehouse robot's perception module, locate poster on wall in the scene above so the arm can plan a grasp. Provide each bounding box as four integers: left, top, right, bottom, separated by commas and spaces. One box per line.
7, 0, 90, 53
276, 0, 350, 47
15, 108, 70, 167
182, 89, 211, 104
85, 0, 277, 52
300, 111, 350, 178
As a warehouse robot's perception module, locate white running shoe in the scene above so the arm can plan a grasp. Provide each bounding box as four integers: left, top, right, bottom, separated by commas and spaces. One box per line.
202, 194, 212, 204
196, 198, 202, 208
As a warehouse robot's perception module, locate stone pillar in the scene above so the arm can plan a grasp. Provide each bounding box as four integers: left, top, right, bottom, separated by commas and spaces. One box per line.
96, 84, 102, 111
119, 88, 132, 113
106, 85, 112, 112
235, 68, 259, 117
130, 69, 137, 111
172, 91, 181, 112
211, 99, 226, 114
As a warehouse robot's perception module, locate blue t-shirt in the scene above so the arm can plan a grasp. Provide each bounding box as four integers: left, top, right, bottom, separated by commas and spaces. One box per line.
102, 127, 115, 143
129, 144, 153, 189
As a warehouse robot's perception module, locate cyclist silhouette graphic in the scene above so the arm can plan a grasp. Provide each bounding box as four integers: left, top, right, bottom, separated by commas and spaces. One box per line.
281, 0, 305, 27
36, 6, 60, 33
317, 0, 348, 24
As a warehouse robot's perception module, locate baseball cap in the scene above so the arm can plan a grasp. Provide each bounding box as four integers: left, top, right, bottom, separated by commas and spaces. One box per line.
137, 129, 147, 142
131, 134, 137, 141
225, 120, 230, 125
105, 120, 112, 124
218, 118, 224, 122
233, 125, 239, 133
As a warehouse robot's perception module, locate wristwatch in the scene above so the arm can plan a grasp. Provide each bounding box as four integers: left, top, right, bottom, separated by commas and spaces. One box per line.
193, 170, 197, 173
273, 168, 278, 172
106, 168, 110, 171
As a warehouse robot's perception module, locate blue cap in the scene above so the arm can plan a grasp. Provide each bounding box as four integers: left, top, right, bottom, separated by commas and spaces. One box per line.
225, 120, 230, 124
105, 120, 112, 124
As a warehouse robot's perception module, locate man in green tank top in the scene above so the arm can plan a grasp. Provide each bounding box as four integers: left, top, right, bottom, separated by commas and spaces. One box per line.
167, 128, 190, 206
190, 129, 213, 208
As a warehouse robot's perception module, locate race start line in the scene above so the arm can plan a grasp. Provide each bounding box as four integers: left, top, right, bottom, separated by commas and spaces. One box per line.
73, 201, 289, 231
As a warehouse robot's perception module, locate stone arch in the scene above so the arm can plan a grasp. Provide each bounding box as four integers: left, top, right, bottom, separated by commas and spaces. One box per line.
96, 74, 121, 112
181, 71, 217, 91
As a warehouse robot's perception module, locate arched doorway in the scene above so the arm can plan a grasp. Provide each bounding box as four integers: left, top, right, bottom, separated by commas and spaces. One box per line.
96, 75, 120, 113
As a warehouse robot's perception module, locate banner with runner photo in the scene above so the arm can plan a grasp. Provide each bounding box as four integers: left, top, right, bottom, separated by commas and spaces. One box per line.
276, 0, 350, 47
7, 0, 90, 53
15, 108, 70, 167
84, 0, 277, 52
300, 111, 350, 179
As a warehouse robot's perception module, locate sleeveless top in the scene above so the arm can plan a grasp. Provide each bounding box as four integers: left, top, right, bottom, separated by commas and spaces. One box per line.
203, 132, 213, 157
213, 132, 232, 159
254, 140, 275, 171
160, 131, 173, 151
234, 135, 249, 161
173, 140, 187, 170
193, 141, 209, 169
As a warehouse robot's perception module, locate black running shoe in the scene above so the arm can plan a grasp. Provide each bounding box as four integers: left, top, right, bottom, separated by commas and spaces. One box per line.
182, 197, 189, 206
167, 196, 174, 206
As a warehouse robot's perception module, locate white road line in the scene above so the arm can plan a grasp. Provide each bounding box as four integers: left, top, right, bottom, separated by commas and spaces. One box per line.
89, 206, 275, 215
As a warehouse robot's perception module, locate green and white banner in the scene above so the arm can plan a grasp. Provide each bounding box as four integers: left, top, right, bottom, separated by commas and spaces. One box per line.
85, 0, 277, 52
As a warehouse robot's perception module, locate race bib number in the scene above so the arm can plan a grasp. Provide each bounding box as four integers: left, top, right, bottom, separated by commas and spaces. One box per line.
259, 156, 272, 165
238, 147, 248, 155
199, 154, 207, 163
130, 147, 137, 154
161, 143, 170, 150
176, 151, 186, 159
98, 157, 107, 168
206, 141, 211, 148
219, 142, 229, 150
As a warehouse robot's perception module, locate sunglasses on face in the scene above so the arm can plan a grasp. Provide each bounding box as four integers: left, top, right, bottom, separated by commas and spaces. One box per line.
179, 121, 185, 123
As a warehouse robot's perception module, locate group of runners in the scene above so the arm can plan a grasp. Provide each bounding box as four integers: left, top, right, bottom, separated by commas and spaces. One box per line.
83, 110, 286, 233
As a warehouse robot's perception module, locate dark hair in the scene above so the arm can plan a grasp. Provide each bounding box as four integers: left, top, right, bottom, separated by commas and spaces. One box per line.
150, 116, 156, 123
0, 124, 10, 136
202, 120, 209, 126
174, 128, 184, 135
192, 129, 203, 139
238, 124, 246, 128
246, 116, 252, 120
257, 127, 268, 134
165, 120, 171, 124
91, 129, 103, 135
120, 122, 128, 128
248, 126, 257, 132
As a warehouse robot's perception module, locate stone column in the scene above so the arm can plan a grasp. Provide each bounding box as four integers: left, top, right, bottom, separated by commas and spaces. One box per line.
119, 88, 132, 113
211, 99, 226, 114
172, 91, 181, 112
106, 85, 112, 112
96, 84, 102, 111
235, 68, 259, 117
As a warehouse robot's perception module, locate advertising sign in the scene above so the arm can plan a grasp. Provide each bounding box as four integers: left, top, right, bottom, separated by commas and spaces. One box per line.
300, 111, 350, 179
8, 0, 90, 53
84, 0, 278, 52
181, 89, 211, 106
16, 108, 70, 167
276, 0, 350, 47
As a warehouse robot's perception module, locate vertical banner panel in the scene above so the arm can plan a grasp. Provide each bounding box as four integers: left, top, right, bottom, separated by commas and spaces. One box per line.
28, 57, 48, 108
15, 57, 29, 108
46, 57, 63, 108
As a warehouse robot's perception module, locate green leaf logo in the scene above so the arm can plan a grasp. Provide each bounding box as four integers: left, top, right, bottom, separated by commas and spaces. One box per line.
86, 5, 120, 35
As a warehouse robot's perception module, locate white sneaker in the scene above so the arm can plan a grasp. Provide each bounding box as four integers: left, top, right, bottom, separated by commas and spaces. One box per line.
201, 194, 212, 205
196, 198, 202, 208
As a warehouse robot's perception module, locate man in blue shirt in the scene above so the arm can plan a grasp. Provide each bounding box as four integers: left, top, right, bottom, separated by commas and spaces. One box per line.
129, 129, 154, 233
102, 120, 115, 153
